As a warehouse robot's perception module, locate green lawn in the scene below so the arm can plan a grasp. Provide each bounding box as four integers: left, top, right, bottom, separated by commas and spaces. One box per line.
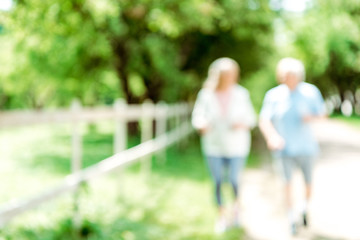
330, 113, 360, 129
0, 122, 251, 240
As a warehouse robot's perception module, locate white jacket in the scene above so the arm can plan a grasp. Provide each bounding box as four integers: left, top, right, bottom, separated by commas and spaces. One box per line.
192, 85, 257, 157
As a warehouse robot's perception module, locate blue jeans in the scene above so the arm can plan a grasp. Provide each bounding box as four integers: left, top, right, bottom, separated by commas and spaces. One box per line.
205, 156, 246, 206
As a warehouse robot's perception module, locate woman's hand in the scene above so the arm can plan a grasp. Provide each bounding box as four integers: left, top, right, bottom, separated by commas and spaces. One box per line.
198, 126, 210, 135
232, 122, 250, 130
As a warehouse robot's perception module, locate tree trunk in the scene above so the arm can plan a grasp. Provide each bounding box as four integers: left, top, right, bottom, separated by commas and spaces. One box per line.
0, 93, 9, 109
112, 39, 141, 134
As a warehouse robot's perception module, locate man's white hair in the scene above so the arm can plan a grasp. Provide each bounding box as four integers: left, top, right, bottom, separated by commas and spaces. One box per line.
276, 57, 305, 83
203, 57, 239, 90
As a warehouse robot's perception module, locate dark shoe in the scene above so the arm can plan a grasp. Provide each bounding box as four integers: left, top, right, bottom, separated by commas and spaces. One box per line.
302, 212, 308, 227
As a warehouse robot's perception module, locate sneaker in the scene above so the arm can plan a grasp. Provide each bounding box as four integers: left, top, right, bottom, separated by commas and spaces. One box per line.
214, 217, 227, 234
291, 222, 297, 235
232, 216, 240, 228
231, 208, 241, 228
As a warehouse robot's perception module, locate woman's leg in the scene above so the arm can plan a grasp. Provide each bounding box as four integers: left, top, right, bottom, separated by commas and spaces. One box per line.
228, 157, 246, 199
228, 156, 246, 226
205, 156, 226, 233
205, 156, 225, 206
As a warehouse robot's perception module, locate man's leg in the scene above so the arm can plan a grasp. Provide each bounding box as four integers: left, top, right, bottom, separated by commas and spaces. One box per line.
281, 157, 296, 234
299, 156, 314, 227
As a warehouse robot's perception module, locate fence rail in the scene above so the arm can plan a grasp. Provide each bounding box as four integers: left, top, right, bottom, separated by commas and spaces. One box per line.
0, 101, 190, 127
0, 99, 194, 225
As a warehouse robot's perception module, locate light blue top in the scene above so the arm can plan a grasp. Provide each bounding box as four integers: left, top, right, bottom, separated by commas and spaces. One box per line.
260, 82, 325, 157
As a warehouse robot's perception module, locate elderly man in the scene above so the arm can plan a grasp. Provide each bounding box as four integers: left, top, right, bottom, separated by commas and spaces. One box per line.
259, 58, 326, 235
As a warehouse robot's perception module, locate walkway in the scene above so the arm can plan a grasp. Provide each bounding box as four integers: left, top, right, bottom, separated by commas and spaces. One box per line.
241, 119, 360, 240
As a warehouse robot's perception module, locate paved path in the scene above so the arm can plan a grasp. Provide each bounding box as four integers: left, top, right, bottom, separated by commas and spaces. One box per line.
241, 119, 360, 240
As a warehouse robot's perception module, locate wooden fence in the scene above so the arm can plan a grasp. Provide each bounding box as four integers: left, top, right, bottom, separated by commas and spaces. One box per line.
0, 99, 194, 225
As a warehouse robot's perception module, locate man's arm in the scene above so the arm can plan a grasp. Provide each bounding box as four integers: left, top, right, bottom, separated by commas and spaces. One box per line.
259, 118, 285, 151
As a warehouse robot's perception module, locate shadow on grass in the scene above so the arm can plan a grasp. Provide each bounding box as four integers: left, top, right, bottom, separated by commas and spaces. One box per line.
1, 216, 244, 240
1, 181, 245, 240
150, 136, 210, 182
1, 203, 245, 240
21, 132, 116, 175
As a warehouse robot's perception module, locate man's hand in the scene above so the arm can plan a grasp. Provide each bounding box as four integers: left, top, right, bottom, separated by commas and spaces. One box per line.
302, 114, 327, 123
259, 118, 285, 151
266, 133, 285, 151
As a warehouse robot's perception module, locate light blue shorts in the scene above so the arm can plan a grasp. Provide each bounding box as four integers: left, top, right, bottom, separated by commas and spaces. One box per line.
280, 156, 313, 184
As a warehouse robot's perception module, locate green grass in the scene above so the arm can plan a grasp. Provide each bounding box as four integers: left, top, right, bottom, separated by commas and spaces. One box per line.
330, 113, 360, 129
0, 122, 252, 240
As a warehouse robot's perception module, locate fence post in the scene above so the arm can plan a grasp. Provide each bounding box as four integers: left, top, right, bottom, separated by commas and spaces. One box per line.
71, 99, 82, 175
155, 101, 167, 164
175, 103, 182, 149
141, 99, 154, 174
71, 99, 82, 228
187, 103, 194, 140
114, 99, 127, 154
180, 102, 189, 147
113, 99, 127, 194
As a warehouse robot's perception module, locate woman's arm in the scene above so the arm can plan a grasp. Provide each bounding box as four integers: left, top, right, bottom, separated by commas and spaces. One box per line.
232, 88, 257, 130
191, 90, 211, 135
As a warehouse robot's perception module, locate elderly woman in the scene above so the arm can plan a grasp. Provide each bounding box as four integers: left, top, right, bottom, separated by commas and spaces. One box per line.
259, 58, 326, 235
192, 57, 256, 234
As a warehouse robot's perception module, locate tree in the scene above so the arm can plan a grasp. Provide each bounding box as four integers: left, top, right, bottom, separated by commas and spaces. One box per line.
1, 0, 276, 109
278, 0, 360, 107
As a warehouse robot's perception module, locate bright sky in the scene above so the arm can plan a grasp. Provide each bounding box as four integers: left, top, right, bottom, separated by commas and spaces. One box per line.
283, 0, 310, 12
0, 0, 12, 11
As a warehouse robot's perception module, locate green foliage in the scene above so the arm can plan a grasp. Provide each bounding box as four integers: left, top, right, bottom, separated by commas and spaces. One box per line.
1, 0, 121, 108
2, 0, 360, 111
277, 0, 360, 102
0, 0, 275, 109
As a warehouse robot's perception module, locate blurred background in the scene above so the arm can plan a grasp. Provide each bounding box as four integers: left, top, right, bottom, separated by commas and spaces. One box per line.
0, 0, 360, 239
0, 0, 359, 112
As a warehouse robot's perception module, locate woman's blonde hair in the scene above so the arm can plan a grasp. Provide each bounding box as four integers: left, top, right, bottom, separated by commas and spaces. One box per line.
203, 57, 240, 90
276, 57, 305, 83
